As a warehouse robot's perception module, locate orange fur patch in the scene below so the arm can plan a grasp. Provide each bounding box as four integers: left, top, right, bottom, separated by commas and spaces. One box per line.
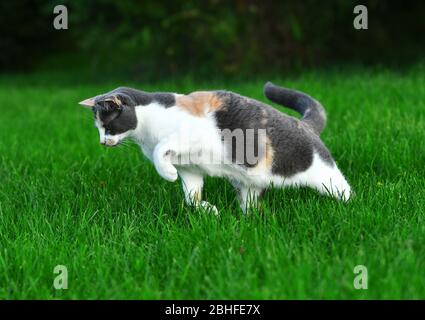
255, 137, 274, 171
176, 92, 223, 116
265, 140, 274, 170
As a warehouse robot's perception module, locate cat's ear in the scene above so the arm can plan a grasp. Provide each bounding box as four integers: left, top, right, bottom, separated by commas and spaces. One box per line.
104, 95, 123, 108
79, 97, 96, 108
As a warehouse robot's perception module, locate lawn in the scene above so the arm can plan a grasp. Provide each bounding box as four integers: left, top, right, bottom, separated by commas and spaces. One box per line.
0, 65, 424, 299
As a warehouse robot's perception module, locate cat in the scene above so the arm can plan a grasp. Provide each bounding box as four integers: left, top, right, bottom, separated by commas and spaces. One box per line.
79, 82, 351, 214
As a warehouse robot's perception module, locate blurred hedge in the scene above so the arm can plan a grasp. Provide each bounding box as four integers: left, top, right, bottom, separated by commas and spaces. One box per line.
0, 0, 424, 75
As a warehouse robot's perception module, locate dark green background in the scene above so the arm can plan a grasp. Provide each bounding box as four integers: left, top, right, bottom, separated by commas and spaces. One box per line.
1, 0, 424, 77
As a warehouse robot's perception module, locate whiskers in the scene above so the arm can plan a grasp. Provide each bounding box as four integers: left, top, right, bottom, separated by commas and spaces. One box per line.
116, 139, 134, 150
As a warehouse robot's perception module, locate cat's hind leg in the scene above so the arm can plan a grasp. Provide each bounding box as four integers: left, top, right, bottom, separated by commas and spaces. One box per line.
231, 180, 264, 214
178, 169, 219, 215
302, 154, 352, 201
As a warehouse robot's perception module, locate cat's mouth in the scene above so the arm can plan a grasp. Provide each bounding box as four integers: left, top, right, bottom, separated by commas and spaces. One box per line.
104, 141, 122, 148
103, 139, 122, 147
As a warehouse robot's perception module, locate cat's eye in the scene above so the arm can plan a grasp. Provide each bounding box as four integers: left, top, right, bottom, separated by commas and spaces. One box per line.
104, 126, 112, 135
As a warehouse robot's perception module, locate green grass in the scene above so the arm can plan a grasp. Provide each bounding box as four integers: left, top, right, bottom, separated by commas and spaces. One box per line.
1, 65, 425, 299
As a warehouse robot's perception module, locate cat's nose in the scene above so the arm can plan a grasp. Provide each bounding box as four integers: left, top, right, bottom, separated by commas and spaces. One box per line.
104, 138, 116, 146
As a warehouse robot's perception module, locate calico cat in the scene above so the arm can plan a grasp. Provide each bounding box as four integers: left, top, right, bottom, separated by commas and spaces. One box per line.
79, 82, 351, 214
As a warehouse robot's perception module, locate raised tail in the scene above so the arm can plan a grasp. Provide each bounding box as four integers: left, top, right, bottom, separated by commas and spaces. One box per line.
264, 82, 327, 135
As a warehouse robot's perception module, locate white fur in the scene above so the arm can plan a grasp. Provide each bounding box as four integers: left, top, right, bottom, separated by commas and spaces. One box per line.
97, 99, 351, 214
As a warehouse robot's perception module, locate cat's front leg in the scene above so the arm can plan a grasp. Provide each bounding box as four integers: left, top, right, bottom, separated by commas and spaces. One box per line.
179, 170, 219, 215
153, 141, 178, 182
232, 180, 264, 214
152, 134, 199, 182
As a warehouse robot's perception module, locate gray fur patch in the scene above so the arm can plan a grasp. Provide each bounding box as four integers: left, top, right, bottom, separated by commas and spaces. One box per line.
96, 104, 137, 135
214, 90, 334, 177
95, 87, 176, 108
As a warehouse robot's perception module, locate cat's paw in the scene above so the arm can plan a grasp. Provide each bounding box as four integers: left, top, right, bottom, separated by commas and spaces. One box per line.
155, 162, 178, 182
197, 201, 219, 216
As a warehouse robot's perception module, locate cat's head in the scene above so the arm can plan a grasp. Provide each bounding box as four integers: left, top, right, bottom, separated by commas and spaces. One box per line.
79, 88, 138, 147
